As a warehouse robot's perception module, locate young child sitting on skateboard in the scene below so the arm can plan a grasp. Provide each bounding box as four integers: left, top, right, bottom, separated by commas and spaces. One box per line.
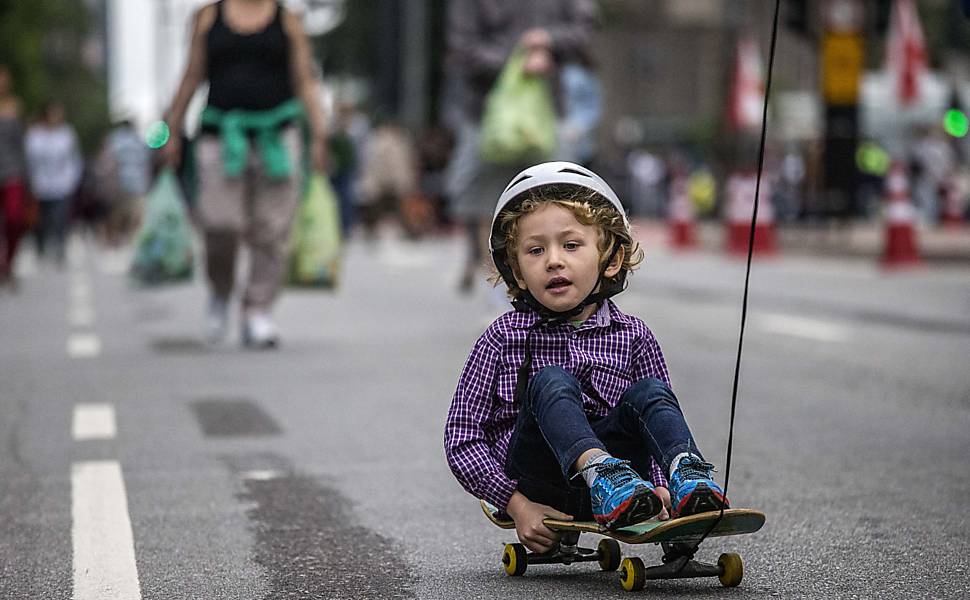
444, 162, 728, 554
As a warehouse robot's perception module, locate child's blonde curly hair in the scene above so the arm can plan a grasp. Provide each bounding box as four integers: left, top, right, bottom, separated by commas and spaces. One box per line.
490, 186, 644, 300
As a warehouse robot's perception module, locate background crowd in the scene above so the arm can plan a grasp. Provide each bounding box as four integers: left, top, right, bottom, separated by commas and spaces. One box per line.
2, 0, 969, 300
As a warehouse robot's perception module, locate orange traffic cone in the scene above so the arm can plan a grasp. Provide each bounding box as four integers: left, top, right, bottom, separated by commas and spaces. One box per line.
881, 161, 921, 267
724, 171, 777, 256
667, 172, 697, 249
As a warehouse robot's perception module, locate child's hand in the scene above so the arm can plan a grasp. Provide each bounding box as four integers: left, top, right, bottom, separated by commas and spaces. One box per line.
654, 486, 672, 520
506, 491, 573, 554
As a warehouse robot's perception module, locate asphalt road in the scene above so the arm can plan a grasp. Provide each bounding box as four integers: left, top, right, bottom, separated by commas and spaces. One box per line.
1, 231, 968, 599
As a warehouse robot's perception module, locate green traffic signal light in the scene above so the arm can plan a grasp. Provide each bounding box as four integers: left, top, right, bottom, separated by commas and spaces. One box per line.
943, 109, 969, 138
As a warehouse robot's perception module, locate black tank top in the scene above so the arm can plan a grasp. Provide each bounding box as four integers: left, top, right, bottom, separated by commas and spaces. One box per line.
205, 0, 294, 111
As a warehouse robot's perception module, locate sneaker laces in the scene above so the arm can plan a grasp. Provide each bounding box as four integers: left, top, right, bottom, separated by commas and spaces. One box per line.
572, 459, 638, 489
676, 456, 716, 482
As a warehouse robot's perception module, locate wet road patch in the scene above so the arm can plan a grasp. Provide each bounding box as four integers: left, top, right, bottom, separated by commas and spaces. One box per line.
191, 398, 282, 437
227, 454, 416, 599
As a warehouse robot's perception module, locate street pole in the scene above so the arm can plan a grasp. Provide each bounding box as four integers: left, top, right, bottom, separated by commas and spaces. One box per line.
401, 0, 428, 131
820, 0, 865, 221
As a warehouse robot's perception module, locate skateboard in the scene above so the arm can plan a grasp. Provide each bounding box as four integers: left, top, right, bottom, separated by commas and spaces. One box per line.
480, 499, 765, 591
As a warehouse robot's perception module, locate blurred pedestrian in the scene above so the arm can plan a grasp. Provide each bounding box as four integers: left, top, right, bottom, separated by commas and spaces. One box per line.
416, 123, 455, 230
775, 144, 805, 222
25, 100, 82, 266
96, 119, 150, 246
162, 0, 328, 348
355, 118, 418, 239
626, 149, 666, 218
0, 64, 28, 288
327, 100, 364, 235
444, 0, 596, 294
556, 47, 602, 167
911, 127, 954, 224
72, 157, 111, 241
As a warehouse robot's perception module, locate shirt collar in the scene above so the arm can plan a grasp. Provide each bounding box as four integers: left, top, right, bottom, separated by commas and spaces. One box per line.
510, 299, 616, 330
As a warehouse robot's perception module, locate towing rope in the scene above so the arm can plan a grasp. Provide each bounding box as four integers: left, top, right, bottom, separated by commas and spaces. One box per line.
680, 0, 781, 562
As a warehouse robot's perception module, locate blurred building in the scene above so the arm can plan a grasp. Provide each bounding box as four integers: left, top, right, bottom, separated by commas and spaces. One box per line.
587, 0, 970, 217
106, 0, 205, 128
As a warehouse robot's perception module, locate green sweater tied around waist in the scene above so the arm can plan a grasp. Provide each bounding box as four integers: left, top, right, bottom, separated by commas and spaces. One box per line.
199, 99, 305, 180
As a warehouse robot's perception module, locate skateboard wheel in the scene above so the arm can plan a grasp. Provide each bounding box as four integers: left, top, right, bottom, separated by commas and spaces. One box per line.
502, 543, 527, 576
597, 538, 621, 571
618, 557, 645, 592
717, 552, 743, 587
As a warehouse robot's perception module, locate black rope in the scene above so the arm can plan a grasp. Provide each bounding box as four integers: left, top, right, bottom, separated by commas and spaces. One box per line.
676, 0, 781, 563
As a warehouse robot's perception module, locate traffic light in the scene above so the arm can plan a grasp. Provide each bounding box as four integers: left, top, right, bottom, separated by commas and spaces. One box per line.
943, 109, 968, 138
944, 89, 969, 138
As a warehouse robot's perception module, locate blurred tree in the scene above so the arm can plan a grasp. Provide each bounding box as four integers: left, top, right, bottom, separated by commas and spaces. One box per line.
0, 0, 110, 154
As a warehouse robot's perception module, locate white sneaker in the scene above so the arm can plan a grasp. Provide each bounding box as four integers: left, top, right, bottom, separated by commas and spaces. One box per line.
205, 298, 229, 344
242, 311, 279, 348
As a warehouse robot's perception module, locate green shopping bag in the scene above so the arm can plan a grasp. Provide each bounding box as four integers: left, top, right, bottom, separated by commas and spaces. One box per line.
479, 49, 557, 165
288, 173, 342, 288
129, 168, 194, 286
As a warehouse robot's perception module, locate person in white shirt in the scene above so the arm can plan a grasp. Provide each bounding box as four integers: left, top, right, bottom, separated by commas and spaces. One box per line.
25, 101, 82, 264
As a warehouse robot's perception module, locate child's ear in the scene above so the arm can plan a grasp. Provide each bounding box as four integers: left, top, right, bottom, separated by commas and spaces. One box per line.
603, 245, 625, 279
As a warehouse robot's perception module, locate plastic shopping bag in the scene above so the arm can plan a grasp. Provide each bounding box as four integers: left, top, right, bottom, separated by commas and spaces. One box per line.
129, 168, 194, 286
479, 49, 557, 165
288, 173, 342, 288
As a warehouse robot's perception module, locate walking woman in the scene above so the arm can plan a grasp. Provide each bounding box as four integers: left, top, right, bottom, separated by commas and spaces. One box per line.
0, 64, 28, 288
163, 0, 327, 347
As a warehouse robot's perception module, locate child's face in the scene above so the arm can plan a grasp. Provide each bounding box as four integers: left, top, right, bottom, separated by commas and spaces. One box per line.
512, 203, 622, 315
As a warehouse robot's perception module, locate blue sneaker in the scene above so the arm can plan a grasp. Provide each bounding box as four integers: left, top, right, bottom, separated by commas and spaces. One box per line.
669, 455, 729, 518
585, 458, 662, 529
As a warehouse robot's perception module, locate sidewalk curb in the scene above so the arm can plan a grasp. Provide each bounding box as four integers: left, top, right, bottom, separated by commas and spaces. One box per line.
633, 220, 970, 265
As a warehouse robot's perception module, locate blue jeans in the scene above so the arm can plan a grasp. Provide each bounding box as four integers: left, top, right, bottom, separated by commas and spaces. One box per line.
504, 366, 703, 519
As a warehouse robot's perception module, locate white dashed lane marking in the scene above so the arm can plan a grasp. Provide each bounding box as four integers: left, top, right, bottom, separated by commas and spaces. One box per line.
756, 313, 849, 343
70, 280, 92, 303
71, 460, 142, 600
72, 404, 116, 441
67, 333, 102, 358
69, 305, 95, 328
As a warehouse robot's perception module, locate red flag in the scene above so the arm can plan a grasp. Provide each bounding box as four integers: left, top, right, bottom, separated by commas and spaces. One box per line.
885, 0, 927, 107
727, 35, 765, 132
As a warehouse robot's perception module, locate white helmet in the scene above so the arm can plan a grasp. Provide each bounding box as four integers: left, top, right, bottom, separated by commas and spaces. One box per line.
489, 161, 632, 318
489, 161, 628, 254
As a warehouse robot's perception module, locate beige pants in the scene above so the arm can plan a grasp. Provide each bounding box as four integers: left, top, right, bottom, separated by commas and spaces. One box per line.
196, 128, 301, 310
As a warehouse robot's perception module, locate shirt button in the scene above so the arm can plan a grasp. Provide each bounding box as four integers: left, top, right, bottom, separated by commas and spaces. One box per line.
571, 333, 579, 340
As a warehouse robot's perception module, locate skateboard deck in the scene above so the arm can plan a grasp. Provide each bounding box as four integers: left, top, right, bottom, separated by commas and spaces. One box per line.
480, 499, 765, 544
480, 499, 766, 591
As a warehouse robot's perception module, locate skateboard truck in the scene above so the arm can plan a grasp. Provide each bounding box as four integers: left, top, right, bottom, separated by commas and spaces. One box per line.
641, 541, 720, 580
615, 539, 743, 591
502, 532, 622, 575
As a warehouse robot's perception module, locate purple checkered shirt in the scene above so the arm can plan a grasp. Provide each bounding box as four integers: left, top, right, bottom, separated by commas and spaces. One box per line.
444, 300, 670, 511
